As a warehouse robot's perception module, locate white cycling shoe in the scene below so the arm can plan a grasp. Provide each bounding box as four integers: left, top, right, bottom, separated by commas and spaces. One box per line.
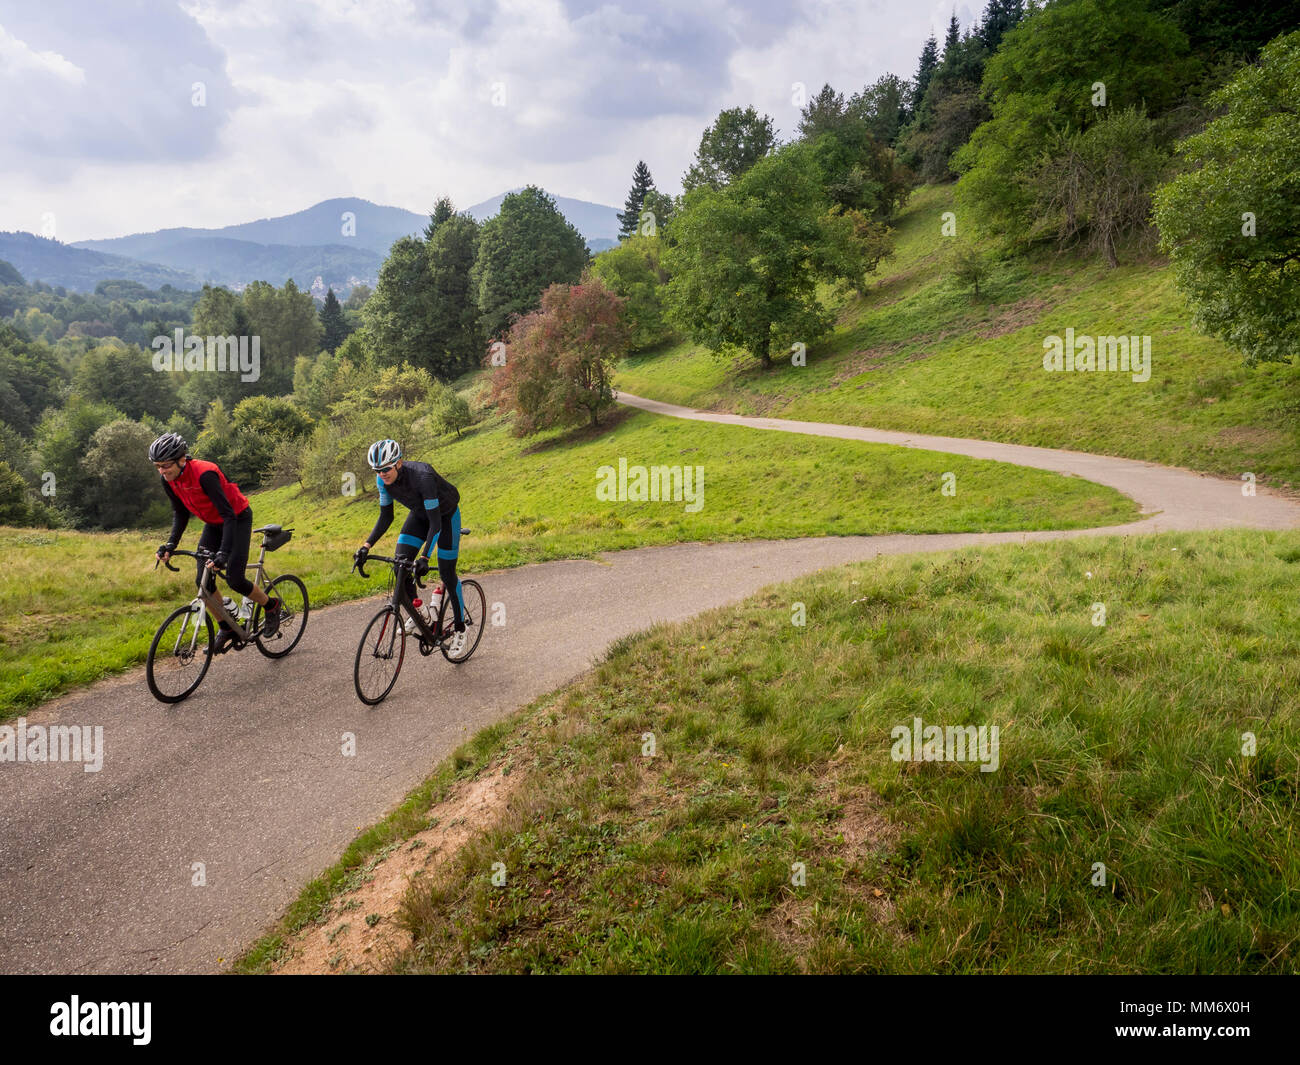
445, 629, 468, 657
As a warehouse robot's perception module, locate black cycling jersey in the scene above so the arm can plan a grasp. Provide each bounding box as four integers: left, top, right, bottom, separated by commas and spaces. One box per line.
366, 460, 460, 550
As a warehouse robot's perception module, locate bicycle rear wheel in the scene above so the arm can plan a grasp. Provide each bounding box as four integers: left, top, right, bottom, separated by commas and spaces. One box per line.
146, 604, 214, 703
354, 605, 405, 704
255, 573, 309, 658
438, 578, 485, 663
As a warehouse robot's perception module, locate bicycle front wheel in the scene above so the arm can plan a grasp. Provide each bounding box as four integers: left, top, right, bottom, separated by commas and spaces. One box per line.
354, 605, 405, 705
146, 603, 214, 703
438, 578, 486, 663
255, 573, 309, 658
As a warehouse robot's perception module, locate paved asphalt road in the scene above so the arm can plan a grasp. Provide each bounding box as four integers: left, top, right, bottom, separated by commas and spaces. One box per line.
2, 395, 1296, 974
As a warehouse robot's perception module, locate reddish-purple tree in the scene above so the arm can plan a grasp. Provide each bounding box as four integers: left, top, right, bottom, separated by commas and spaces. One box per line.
487, 277, 630, 436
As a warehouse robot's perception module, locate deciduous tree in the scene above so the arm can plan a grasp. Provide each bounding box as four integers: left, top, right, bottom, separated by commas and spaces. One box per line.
471, 187, 589, 343
488, 279, 630, 434
1154, 31, 1300, 364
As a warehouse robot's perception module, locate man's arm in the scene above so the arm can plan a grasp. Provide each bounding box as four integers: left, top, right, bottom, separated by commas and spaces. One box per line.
197, 470, 238, 557
365, 504, 394, 548
419, 497, 441, 559
417, 467, 442, 559
364, 475, 394, 547
162, 479, 189, 547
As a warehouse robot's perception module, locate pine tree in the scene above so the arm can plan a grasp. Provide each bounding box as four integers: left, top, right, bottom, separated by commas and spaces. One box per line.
425, 214, 485, 378
423, 196, 456, 241
977, 0, 1025, 53
617, 162, 656, 240
914, 34, 939, 111
943, 12, 961, 58
319, 287, 350, 353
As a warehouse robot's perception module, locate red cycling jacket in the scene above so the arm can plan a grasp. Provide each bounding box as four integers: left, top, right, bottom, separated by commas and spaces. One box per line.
167, 458, 249, 524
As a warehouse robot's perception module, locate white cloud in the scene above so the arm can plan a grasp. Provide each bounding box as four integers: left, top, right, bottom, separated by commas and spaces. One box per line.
0, 23, 85, 84
1, 0, 965, 241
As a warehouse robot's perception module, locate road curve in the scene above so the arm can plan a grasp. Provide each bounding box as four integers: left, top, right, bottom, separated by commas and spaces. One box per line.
1, 397, 1296, 974
615, 392, 1300, 533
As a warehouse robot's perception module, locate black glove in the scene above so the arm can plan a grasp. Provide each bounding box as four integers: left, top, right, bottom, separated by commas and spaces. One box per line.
157, 542, 175, 559
354, 545, 369, 564
413, 555, 429, 578
212, 551, 228, 570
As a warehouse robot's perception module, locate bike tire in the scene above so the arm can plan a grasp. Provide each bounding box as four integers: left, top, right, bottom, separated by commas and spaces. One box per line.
438, 578, 485, 663
354, 605, 405, 705
146, 604, 214, 703
254, 573, 310, 659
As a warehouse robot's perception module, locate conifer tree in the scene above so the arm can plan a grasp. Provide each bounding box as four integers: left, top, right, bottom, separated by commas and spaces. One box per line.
320, 287, 350, 353
423, 196, 455, 241
914, 34, 939, 111
617, 161, 656, 240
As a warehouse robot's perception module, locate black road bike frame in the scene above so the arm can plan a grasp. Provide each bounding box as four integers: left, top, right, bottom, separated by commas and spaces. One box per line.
351, 552, 450, 648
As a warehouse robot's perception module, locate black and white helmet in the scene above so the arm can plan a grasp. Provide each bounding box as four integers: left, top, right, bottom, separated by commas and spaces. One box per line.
367, 438, 401, 470
148, 432, 187, 463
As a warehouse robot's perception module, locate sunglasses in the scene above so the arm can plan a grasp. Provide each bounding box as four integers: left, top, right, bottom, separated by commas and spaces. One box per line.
154, 461, 178, 471
375, 464, 397, 474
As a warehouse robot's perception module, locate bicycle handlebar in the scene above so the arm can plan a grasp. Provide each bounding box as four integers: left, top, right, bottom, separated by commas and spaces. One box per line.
352, 552, 425, 588
350, 528, 470, 581
155, 547, 223, 574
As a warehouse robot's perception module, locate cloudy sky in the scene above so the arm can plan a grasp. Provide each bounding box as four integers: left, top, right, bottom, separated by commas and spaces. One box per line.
0, 0, 977, 242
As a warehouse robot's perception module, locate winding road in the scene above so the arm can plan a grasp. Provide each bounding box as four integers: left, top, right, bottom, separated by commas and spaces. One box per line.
2, 393, 1296, 974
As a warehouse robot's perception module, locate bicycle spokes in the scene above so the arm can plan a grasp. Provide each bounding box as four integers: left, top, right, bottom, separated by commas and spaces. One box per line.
147, 603, 214, 703
354, 606, 405, 704
254, 574, 309, 660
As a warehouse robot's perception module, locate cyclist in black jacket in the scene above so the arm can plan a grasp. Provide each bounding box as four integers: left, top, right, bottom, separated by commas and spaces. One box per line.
354, 439, 467, 656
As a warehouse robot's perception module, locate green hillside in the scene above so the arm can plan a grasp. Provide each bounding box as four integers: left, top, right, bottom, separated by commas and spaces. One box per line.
243, 528, 1300, 974
617, 185, 1300, 490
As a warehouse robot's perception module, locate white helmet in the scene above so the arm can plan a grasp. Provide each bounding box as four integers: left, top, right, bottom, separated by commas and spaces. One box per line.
367, 438, 401, 470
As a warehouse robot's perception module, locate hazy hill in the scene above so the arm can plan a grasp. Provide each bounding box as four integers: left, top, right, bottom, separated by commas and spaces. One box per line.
64, 191, 622, 293
74, 197, 424, 260
0, 232, 199, 292
112, 236, 384, 293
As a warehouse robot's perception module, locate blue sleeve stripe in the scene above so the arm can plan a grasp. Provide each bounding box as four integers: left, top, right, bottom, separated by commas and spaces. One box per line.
424, 498, 438, 509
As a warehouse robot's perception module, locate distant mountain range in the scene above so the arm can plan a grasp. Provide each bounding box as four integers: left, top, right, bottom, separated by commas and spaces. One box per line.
0, 231, 199, 292
0, 192, 621, 295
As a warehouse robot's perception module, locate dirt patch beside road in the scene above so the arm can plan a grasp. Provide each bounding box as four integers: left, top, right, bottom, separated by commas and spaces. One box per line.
270, 763, 524, 974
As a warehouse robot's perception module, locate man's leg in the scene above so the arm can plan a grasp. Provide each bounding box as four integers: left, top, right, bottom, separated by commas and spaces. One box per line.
195, 523, 236, 652
437, 507, 464, 632
224, 509, 277, 635
395, 508, 431, 619
223, 509, 253, 596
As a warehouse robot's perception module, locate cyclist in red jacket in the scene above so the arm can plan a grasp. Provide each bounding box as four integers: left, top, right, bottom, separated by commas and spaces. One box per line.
149, 432, 281, 654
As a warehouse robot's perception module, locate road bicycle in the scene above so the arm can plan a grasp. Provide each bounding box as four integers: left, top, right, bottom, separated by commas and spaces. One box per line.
351, 547, 485, 705
146, 524, 310, 703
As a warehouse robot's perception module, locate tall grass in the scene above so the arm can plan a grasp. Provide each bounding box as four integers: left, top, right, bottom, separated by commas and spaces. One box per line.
365, 530, 1299, 974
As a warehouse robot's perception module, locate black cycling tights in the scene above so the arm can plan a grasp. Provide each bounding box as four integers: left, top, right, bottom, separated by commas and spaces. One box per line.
196, 507, 255, 596
394, 507, 464, 630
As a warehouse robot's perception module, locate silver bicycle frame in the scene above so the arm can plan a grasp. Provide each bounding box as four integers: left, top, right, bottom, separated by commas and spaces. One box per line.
183, 541, 272, 649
